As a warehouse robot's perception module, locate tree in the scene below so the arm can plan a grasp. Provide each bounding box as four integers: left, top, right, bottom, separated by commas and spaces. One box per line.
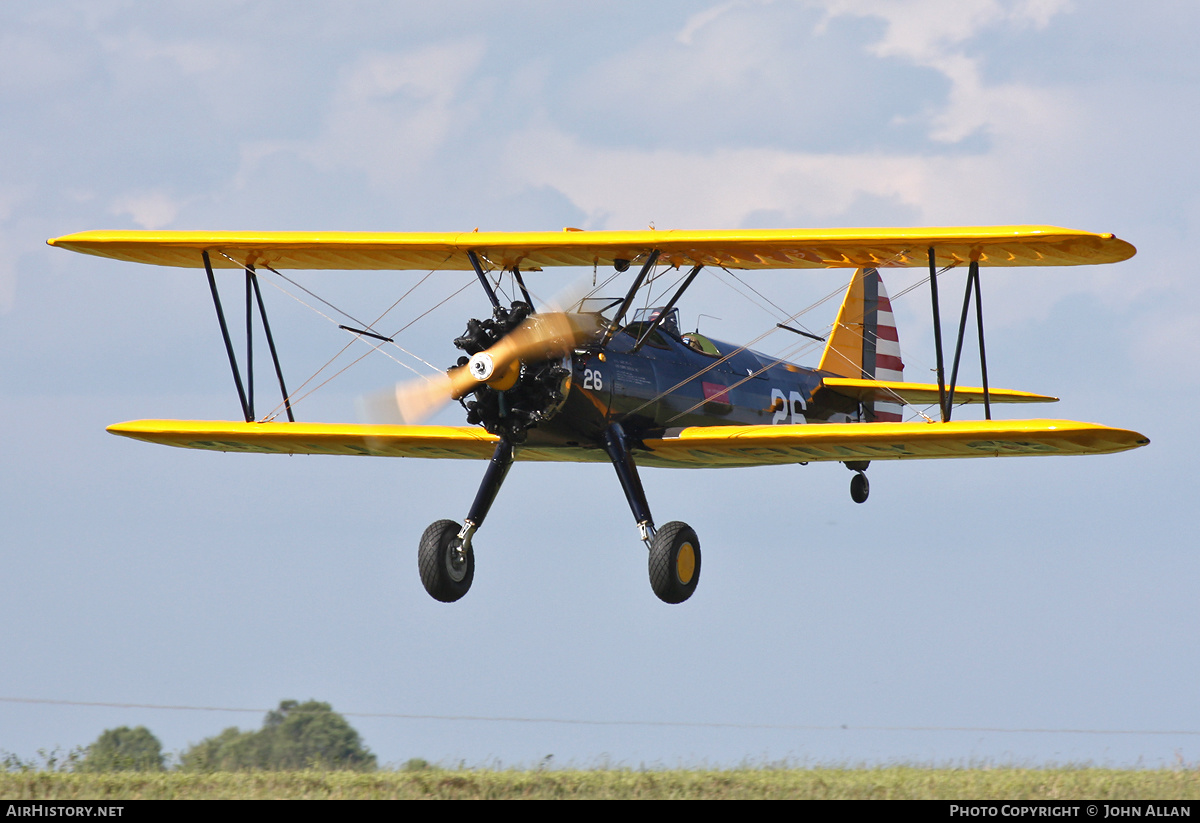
78, 726, 165, 772
176, 726, 258, 772
260, 700, 376, 770
179, 700, 376, 771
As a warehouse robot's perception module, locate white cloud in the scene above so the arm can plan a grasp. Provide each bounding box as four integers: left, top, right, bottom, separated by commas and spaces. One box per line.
235, 39, 488, 192
504, 126, 1024, 229
817, 0, 1069, 59
515, 0, 1081, 228
98, 29, 241, 76
501, 3, 1105, 230
676, 0, 776, 45
817, 0, 1074, 143
109, 191, 184, 229
340, 43, 481, 107
495, 0, 1174, 340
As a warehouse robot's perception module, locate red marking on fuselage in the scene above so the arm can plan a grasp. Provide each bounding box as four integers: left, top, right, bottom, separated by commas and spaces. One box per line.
702, 381, 731, 403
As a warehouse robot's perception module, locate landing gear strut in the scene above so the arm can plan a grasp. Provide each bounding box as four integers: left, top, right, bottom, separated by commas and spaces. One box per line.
418, 438, 513, 602
604, 423, 701, 604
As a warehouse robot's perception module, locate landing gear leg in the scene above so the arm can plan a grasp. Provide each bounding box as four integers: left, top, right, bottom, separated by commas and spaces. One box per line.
603, 423, 657, 547
419, 438, 513, 602
604, 423, 701, 604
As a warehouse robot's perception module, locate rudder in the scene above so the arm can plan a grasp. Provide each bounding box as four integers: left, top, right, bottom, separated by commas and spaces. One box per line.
817, 267, 904, 422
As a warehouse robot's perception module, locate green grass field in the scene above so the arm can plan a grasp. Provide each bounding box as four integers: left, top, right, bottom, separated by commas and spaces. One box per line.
3, 768, 1199, 800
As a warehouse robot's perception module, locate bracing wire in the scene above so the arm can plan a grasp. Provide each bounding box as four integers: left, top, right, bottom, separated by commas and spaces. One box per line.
619, 251, 957, 425
213, 251, 466, 420
261, 278, 476, 420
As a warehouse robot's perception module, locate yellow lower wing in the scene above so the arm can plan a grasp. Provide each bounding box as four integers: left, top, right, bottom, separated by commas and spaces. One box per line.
639, 419, 1148, 468
108, 420, 503, 459
106, 419, 606, 463
109, 418, 1147, 469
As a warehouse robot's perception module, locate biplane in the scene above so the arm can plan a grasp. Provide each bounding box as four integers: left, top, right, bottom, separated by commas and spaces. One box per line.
49, 226, 1148, 604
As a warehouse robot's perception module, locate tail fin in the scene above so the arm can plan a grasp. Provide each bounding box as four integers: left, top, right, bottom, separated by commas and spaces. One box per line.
817, 267, 904, 422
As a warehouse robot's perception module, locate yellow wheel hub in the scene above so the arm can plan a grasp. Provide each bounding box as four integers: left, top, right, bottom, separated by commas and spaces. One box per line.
675, 543, 696, 585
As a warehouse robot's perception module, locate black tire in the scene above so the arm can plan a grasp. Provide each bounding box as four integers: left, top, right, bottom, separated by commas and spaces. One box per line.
850, 472, 869, 504
418, 520, 474, 602
648, 521, 701, 604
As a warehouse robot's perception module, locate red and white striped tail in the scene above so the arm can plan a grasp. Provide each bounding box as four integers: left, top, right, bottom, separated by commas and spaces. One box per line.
817, 267, 905, 422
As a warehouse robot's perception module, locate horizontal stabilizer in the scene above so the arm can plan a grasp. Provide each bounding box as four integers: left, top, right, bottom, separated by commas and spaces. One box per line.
640, 419, 1147, 469
820, 377, 1057, 406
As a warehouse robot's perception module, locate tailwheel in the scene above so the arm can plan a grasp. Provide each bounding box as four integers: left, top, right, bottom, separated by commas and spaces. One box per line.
648, 521, 701, 604
850, 471, 869, 504
418, 519, 474, 602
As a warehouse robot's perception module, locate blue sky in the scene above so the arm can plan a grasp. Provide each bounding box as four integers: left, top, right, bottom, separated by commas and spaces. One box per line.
3, 0, 1198, 768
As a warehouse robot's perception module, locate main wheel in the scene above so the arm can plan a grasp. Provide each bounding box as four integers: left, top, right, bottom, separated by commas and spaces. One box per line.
418, 519, 474, 602
648, 521, 701, 604
850, 471, 869, 504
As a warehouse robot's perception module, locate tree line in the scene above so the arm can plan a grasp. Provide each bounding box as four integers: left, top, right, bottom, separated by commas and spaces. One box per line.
38, 700, 378, 772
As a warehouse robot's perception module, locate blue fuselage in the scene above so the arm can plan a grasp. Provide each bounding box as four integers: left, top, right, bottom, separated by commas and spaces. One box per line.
533, 319, 859, 448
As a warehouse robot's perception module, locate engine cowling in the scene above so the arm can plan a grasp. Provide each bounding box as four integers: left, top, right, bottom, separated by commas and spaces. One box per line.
454, 301, 572, 442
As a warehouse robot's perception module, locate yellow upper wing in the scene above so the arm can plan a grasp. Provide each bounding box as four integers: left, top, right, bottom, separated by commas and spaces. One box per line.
49, 226, 1134, 271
